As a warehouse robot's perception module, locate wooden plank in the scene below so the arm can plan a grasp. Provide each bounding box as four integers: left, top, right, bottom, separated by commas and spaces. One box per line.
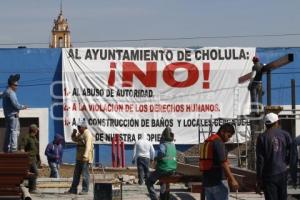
176, 161, 257, 192
0, 153, 30, 198
176, 162, 202, 176
238, 72, 252, 84
158, 173, 205, 200
0, 178, 23, 184
0, 187, 21, 195
262, 53, 293, 72
159, 174, 202, 184
230, 167, 256, 192
238, 53, 294, 84
0, 152, 29, 158
190, 184, 203, 193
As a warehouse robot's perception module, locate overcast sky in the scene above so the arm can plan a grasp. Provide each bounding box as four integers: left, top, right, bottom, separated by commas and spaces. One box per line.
1, 0, 300, 48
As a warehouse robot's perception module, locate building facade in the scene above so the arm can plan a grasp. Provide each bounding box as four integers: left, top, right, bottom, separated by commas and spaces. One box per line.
0, 48, 299, 166
49, 9, 72, 48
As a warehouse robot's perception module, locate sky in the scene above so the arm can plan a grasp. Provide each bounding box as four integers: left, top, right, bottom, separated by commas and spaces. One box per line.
1, 0, 300, 48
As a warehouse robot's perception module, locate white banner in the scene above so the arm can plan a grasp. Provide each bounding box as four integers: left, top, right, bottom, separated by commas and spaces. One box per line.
62, 47, 255, 144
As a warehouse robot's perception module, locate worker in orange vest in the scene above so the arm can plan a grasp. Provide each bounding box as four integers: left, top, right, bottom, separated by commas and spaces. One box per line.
199, 123, 239, 200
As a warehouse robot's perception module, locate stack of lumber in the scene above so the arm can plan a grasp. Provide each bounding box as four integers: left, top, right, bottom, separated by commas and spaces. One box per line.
0, 153, 29, 199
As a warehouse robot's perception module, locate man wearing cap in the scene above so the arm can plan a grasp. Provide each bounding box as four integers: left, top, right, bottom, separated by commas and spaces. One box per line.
2, 74, 27, 152
66, 120, 94, 195
256, 112, 292, 200
248, 57, 263, 114
19, 124, 39, 193
200, 123, 239, 200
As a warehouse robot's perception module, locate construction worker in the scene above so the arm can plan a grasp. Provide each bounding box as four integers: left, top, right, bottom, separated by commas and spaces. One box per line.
65, 120, 94, 195
256, 113, 292, 200
146, 127, 177, 200
290, 136, 298, 188
2, 74, 27, 152
200, 123, 239, 200
248, 56, 263, 114
132, 133, 155, 185
19, 124, 40, 194
292, 135, 300, 186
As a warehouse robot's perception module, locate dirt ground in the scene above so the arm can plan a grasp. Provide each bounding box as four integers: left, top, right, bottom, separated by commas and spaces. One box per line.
39, 164, 74, 178
38, 144, 239, 178
38, 164, 138, 178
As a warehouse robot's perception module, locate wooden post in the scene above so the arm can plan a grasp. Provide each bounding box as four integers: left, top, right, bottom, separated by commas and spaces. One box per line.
291, 79, 296, 139
112, 136, 116, 167
121, 141, 125, 168
267, 70, 271, 106
248, 113, 264, 170
95, 144, 100, 167
116, 134, 120, 167
200, 187, 205, 200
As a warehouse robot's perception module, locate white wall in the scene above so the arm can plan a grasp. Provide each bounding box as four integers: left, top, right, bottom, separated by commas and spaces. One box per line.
0, 108, 49, 164
280, 105, 300, 137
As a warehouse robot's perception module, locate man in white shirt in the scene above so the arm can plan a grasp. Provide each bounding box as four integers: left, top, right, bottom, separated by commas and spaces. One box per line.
132, 133, 155, 185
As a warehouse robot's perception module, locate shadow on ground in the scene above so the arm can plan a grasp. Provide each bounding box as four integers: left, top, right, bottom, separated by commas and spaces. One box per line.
170, 193, 197, 200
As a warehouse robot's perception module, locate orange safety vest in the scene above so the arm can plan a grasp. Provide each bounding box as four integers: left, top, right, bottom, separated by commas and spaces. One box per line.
199, 133, 223, 171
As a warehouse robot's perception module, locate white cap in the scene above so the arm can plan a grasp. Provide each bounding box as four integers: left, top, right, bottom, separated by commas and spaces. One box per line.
264, 113, 279, 125
77, 120, 88, 128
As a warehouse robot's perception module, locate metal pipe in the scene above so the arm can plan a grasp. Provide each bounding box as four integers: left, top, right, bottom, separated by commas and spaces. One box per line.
95, 144, 100, 167
116, 134, 120, 167
267, 70, 271, 105
0, 196, 21, 200
292, 79, 296, 113
121, 141, 125, 168
21, 185, 31, 200
280, 109, 300, 111
112, 135, 116, 167
278, 117, 300, 120
291, 79, 296, 138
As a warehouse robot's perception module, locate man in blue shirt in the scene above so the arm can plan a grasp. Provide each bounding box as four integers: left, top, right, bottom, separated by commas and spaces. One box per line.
45, 134, 64, 178
2, 74, 27, 152
256, 113, 292, 200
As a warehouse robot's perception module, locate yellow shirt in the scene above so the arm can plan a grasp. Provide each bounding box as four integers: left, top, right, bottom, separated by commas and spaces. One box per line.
72, 129, 94, 163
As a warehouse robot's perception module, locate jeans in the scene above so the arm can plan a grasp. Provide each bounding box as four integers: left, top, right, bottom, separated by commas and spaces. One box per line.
69, 160, 90, 193
263, 172, 287, 200
146, 170, 173, 200
250, 82, 262, 113
204, 180, 229, 200
49, 162, 60, 178
137, 157, 150, 185
3, 116, 20, 152
28, 162, 38, 191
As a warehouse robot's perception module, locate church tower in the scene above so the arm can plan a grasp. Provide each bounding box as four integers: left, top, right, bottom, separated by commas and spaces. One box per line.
49, 1, 72, 48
